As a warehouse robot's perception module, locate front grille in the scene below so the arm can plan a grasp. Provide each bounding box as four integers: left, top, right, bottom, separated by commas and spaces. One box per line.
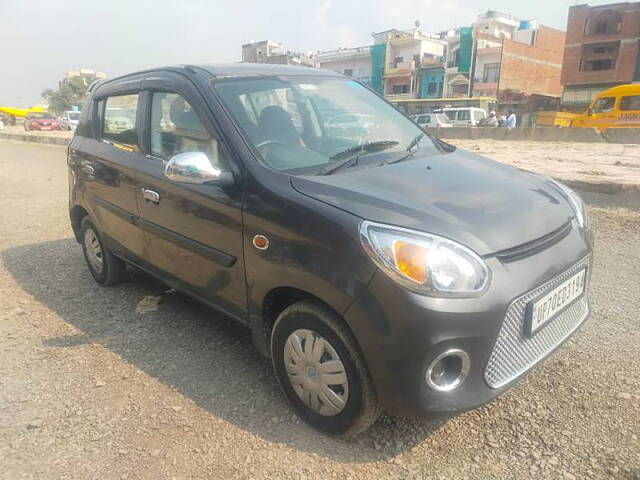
484, 256, 590, 389
493, 220, 572, 263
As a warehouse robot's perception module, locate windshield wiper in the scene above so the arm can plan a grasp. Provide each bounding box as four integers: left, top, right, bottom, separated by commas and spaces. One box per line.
380, 133, 425, 166
320, 140, 399, 175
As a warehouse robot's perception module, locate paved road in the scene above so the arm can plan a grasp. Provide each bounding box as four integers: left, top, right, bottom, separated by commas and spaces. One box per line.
0, 140, 638, 480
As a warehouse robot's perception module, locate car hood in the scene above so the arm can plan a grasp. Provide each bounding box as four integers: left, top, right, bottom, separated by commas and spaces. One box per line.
291, 149, 574, 256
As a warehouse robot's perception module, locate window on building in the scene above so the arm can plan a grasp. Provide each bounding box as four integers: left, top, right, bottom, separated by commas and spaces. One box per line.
592, 97, 616, 113
482, 63, 500, 83
620, 96, 640, 111
587, 9, 623, 35
392, 84, 410, 94
594, 47, 606, 54
101, 94, 139, 149
427, 82, 438, 94
592, 59, 614, 71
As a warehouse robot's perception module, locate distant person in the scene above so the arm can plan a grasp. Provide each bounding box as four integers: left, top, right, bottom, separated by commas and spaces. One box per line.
486, 111, 499, 127
506, 110, 517, 129
0, 117, 4, 130
498, 113, 506, 127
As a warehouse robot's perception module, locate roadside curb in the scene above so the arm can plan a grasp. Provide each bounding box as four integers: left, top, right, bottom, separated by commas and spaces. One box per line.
0, 132, 70, 146
561, 179, 640, 211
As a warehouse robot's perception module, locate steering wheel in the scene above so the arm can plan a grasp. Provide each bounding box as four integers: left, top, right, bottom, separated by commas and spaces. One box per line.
255, 139, 288, 150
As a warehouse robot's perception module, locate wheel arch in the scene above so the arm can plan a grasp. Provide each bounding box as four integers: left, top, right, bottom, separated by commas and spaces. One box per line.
252, 286, 361, 360
70, 204, 89, 243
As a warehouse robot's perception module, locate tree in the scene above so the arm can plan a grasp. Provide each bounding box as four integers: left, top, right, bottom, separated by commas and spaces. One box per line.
41, 75, 97, 113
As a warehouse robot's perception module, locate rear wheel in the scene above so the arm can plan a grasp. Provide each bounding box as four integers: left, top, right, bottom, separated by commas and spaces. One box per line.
80, 216, 125, 286
271, 301, 381, 437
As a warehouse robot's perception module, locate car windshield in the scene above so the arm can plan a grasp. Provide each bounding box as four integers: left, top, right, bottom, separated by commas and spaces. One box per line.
68, 112, 81, 120
213, 76, 438, 175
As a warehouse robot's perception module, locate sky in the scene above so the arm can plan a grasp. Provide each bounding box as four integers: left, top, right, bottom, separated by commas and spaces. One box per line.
0, 0, 618, 106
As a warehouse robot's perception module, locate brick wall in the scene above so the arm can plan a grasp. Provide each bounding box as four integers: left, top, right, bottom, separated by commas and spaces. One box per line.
561, 2, 640, 86
498, 26, 566, 97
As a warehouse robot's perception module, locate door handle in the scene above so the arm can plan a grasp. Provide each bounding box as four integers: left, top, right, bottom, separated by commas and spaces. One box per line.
81, 164, 95, 176
142, 189, 160, 205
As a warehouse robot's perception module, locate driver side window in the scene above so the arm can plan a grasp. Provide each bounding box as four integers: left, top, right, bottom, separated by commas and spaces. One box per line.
150, 92, 223, 168
593, 97, 616, 114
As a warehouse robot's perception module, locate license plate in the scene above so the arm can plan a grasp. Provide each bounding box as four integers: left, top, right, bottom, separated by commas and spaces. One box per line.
526, 268, 587, 336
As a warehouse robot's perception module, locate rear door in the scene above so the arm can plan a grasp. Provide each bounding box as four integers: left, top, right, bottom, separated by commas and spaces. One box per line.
74, 77, 146, 260
134, 72, 247, 321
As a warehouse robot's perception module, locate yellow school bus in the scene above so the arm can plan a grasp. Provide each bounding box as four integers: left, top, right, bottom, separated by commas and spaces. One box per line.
571, 84, 640, 130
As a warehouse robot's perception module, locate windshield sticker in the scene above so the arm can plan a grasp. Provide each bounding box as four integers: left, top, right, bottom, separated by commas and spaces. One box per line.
297, 84, 317, 90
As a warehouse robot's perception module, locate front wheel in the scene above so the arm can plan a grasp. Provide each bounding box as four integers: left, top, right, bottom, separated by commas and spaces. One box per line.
271, 301, 381, 437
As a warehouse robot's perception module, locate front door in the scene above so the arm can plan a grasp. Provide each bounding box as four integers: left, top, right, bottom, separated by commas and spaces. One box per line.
134, 74, 247, 321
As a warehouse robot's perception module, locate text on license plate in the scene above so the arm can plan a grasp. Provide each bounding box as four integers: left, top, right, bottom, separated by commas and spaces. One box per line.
527, 269, 586, 335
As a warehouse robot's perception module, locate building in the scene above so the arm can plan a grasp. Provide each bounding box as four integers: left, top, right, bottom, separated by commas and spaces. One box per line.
374, 28, 445, 101
60, 68, 107, 88
561, 2, 640, 111
316, 46, 372, 85
442, 27, 474, 98
241, 40, 314, 67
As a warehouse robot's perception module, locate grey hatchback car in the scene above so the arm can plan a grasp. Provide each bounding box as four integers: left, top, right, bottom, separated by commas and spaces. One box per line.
68, 64, 593, 437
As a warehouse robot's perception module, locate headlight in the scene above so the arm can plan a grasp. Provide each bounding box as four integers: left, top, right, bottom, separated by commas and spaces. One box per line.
360, 221, 491, 297
550, 180, 588, 229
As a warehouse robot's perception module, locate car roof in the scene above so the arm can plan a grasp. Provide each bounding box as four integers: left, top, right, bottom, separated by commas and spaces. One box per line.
196, 63, 342, 78
599, 84, 640, 97
90, 63, 344, 93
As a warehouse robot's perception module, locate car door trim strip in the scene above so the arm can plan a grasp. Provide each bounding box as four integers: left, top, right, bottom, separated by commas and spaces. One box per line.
90, 195, 236, 268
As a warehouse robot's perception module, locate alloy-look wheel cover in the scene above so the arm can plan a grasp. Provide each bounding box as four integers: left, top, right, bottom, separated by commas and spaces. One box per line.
283, 329, 349, 416
84, 228, 104, 274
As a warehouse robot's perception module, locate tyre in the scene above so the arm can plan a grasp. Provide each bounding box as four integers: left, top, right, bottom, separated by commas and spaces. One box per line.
271, 300, 381, 437
80, 216, 125, 286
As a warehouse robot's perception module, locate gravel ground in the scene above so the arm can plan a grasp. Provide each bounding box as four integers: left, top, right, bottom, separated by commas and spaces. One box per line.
0, 140, 639, 480
447, 139, 640, 187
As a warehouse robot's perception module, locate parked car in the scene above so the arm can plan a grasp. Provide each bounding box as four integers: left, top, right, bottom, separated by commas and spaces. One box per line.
412, 113, 453, 129
68, 64, 593, 437
59, 110, 82, 130
571, 84, 640, 131
103, 107, 135, 134
441, 107, 487, 127
24, 112, 61, 131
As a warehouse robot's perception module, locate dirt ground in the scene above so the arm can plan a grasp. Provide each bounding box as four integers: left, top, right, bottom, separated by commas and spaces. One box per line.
0, 140, 639, 480
448, 139, 640, 187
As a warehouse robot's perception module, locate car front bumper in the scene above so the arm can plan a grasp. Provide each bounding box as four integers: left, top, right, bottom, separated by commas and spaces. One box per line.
343, 224, 593, 418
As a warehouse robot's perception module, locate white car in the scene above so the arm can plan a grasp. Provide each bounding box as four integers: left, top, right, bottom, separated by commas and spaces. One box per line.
59, 111, 82, 131
441, 108, 487, 127
325, 114, 379, 138
412, 113, 453, 128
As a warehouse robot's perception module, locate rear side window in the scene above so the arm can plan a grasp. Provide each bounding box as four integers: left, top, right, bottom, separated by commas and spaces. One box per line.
150, 92, 224, 168
418, 115, 430, 124
101, 94, 139, 150
620, 95, 640, 111
457, 110, 470, 121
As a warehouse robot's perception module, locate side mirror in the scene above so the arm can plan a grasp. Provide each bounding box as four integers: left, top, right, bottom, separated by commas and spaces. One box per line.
165, 151, 233, 187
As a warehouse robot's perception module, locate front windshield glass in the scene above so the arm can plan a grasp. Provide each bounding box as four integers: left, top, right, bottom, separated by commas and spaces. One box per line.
213, 76, 438, 175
